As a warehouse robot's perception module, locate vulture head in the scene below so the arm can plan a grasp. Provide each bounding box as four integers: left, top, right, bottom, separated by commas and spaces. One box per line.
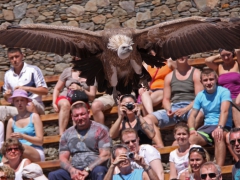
107, 34, 134, 59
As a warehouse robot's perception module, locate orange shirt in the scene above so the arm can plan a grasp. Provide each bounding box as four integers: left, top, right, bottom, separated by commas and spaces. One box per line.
147, 64, 172, 89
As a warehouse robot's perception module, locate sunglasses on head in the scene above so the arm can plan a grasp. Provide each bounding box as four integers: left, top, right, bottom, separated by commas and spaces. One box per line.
7, 147, 19, 153
124, 139, 137, 145
230, 138, 240, 145
200, 173, 218, 179
189, 147, 205, 153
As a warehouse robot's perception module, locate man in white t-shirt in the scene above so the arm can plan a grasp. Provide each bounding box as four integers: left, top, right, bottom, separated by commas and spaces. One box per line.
120, 128, 164, 180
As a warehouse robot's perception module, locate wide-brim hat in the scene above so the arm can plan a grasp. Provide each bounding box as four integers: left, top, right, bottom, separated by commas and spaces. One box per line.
8, 89, 32, 103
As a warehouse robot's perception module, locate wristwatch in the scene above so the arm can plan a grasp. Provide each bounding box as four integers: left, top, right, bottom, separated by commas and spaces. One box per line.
217, 125, 224, 129
84, 166, 91, 172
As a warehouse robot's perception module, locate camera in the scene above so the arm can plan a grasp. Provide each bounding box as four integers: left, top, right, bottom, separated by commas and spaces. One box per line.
125, 103, 135, 111
127, 152, 134, 159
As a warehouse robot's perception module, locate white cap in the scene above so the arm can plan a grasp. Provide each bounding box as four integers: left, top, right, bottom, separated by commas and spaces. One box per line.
22, 163, 48, 180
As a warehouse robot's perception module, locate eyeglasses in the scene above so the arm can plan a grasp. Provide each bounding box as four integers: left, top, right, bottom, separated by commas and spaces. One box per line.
7, 147, 19, 153
189, 147, 205, 153
230, 138, 240, 145
123, 139, 137, 145
200, 173, 218, 179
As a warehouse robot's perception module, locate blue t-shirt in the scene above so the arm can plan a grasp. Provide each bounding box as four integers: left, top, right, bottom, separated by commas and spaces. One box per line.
113, 169, 144, 180
193, 86, 232, 127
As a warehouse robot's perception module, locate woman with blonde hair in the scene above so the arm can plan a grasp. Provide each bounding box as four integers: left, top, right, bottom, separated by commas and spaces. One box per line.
179, 146, 210, 180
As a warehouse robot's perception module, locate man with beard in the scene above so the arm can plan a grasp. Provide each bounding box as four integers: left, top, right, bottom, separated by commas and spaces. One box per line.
48, 101, 111, 180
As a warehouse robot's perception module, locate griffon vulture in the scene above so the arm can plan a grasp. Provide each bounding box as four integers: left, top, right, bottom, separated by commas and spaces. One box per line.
0, 16, 240, 98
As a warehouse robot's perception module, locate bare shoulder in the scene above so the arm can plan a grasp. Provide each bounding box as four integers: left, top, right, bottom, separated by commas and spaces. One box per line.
165, 71, 173, 82
193, 68, 201, 81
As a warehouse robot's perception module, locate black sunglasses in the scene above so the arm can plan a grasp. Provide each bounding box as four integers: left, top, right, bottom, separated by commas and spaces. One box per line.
200, 173, 217, 179
7, 147, 19, 152
230, 138, 240, 145
124, 139, 137, 145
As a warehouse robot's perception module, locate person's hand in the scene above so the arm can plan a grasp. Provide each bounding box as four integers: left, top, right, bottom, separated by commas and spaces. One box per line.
132, 103, 141, 117
166, 109, 174, 117
10, 133, 23, 139
69, 83, 83, 91
173, 107, 188, 117
15, 86, 28, 91
5, 89, 12, 96
52, 103, 59, 112
112, 153, 128, 166
70, 168, 85, 180
138, 87, 147, 96
190, 130, 198, 136
118, 103, 127, 118
134, 154, 147, 167
81, 170, 89, 180
212, 127, 224, 142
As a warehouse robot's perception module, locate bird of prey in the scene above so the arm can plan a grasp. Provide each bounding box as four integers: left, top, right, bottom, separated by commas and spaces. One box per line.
0, 16, 240, 98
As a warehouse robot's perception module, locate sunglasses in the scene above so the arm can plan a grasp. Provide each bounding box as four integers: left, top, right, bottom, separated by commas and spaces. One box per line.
200, 173, 218, 179
189, 147, 205, 153
7, 147, 19, 153
230, 138, 240, 145
124, 139, 137, 145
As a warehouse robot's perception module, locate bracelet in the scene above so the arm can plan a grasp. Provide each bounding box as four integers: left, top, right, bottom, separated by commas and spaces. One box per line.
144, 165, 151, 171
189, 128, 195, 131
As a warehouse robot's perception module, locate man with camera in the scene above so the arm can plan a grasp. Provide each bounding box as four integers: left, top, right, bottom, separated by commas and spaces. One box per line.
120, 128, 164, 180
104, 144, 158, 180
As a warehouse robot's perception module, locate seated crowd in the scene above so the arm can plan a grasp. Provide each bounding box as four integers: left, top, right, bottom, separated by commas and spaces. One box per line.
0, 47, 240, 180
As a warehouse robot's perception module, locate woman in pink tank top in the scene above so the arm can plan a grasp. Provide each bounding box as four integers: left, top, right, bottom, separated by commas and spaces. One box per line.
205, 48, 240, 162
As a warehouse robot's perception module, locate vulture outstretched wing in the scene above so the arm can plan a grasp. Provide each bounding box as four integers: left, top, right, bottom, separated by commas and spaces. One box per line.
0, 24, 103, 58
134, 16, 240, 61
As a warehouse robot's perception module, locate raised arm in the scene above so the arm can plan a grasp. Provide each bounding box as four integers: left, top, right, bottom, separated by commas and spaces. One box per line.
236, 49, 240, 65
205, 54, 220, 71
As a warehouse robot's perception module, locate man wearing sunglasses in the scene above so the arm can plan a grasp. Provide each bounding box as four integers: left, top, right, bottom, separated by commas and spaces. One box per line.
229, 128, 240, 179
188, 68, 232, 166
200, 161, 222, 180
120, 128, 164, 180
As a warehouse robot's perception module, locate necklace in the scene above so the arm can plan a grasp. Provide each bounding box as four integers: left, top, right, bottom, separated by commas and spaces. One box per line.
77, 129, 89, 142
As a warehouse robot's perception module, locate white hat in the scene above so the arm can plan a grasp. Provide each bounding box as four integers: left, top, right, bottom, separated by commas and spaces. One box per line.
22, 163, 48, 180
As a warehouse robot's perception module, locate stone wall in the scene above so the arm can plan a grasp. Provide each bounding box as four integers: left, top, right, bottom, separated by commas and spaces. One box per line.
0, 0, 239, 80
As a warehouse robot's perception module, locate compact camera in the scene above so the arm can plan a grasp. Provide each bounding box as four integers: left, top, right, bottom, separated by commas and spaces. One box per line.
125, 103, 135, 111
127, 152, 134, 159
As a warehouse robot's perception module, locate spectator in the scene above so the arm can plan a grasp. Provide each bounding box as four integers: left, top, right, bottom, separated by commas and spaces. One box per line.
0, 165, 15, 180
103, 144, 158, 180
6, 89, 44, 162
48, 101, 111, 180
200, 162, 222, 180
1, 138, 31, 180
2, 47, 48, 116
139, 50, 176, 115
188, 68, 232, 166
144, 56, 204, 147
109, 94, 160, 146
205, 49, 240, 162
52, 57, 115, 135
169, 122, 202, 180
229, 127, 240, 179
120, 128, 164, 180
178, 146, 210, 180
22, 163, 48, 180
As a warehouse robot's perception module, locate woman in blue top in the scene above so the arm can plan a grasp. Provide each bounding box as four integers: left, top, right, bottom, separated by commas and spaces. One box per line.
6, 89, 44, 162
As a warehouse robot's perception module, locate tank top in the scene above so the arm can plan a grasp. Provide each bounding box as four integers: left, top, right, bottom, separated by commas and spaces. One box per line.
15, 158, 28, 180
113, 169, 144, 180
12, 114, 42, 149
218, 72, 240, 99
121, 117, 152, 145
171, 68, 195, 103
